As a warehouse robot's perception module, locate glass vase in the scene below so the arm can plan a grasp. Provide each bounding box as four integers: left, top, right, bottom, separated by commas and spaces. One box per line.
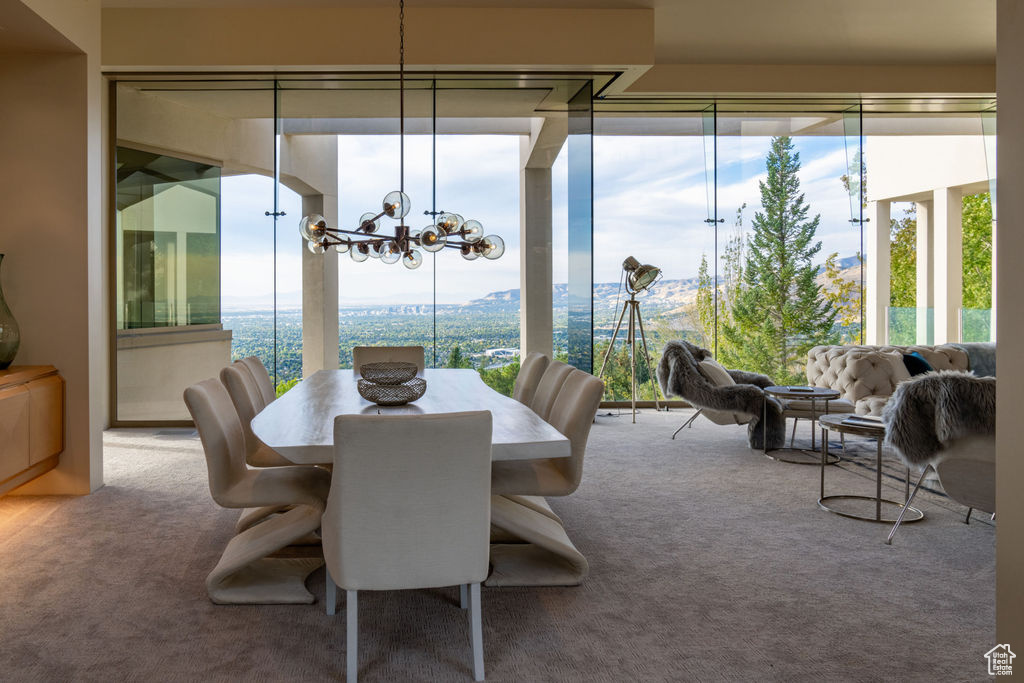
0, 254, 21, 370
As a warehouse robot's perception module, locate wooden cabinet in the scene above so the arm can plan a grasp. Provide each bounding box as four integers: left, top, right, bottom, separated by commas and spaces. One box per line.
0, 366, 64, 496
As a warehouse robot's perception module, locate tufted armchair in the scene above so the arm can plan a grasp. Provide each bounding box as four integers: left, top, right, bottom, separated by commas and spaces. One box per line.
805, 344, 969, 415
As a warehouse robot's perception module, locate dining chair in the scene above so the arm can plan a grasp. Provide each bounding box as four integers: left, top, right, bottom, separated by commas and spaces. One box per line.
351, 345, 425, 373
221, 362, 294, 468
238, 356, 276, 409
322, 411, 492, 681
528, 360, 574, 421
512, 352, 549, 406
492, 369, 604, 497
183, 377, 331, 604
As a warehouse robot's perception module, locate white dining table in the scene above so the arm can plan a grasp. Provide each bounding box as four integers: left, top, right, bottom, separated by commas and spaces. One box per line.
251, 368, 570, 465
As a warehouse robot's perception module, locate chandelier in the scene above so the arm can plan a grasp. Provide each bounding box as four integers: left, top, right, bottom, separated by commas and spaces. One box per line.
298, 0, 504, 269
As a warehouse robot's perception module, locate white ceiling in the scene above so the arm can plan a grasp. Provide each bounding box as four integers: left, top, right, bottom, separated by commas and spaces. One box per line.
98, 0, 996, 66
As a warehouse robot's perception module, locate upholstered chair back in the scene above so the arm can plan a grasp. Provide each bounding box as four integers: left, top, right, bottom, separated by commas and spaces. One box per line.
323, 411, 493, 592
546, 369, 604, 494
513, 352, 550, 405
352, 345, 426, 373
239, 356, 276, 408
220, 363, 293, 468
530, 360, 574, 420
183, 378, 250, 506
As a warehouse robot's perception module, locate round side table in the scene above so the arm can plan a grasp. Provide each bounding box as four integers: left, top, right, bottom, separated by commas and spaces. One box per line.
763, 385, 841, 465
817, 414, 925, 524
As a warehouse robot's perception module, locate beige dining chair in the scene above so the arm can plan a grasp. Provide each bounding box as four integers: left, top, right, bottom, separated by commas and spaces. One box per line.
528, 360, 574, 421
512, 352, 549, 406
183, 378, 331, 604
351, 345, 425, 373
221, 362, 294, 468
322, 411, 492, 681
492, 369, 604, 497
238, 356, 276, 408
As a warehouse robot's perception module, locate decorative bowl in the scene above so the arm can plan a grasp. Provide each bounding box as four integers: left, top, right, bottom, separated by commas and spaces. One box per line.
359, 361, 418, 385
358, 377, 427, 406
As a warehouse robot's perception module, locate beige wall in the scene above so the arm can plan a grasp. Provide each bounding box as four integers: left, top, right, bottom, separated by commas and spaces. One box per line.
0, 52, 100, 494
996, 0, 1023, 649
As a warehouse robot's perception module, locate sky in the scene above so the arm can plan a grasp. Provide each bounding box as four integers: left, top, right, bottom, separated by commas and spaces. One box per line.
219, 132, 909, 308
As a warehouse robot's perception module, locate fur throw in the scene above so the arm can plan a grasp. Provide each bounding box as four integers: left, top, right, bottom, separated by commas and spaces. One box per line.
881, 371, 996, 466
657, 340, 785, 449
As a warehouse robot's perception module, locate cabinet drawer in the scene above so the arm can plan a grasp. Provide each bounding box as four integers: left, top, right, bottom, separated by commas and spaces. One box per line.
29, 375, 64, 465
0, 385, 30, 482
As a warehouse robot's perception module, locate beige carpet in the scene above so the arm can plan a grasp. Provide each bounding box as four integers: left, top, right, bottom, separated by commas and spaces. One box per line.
0, 410, 994, 681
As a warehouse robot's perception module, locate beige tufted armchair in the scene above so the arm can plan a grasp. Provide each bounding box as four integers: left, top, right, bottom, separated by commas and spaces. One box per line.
805, 344, 969, 415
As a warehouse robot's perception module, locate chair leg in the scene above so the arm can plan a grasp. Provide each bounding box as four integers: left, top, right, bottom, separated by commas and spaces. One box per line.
469, 583, 485, 681
460, 583, 468, 610
671, 409, 702, 439
326, 569, 337, 615
965, 507, 973, 525
347, 590, 358, 681
790, 418, 798, 448
886, 467, 929, 545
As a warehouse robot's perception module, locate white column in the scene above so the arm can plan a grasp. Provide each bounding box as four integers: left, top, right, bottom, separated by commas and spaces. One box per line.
302, 192, 339, 376
914, 200, 934, 344
865, 200, 891, 344
519, 117, 567, 358
933, 187, 963, 344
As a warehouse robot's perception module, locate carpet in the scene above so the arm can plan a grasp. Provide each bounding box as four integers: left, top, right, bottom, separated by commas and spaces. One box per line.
0, 410, 994, 681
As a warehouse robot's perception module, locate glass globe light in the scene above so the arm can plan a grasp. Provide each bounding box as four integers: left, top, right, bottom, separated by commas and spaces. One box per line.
334, 240, 351, 254
461, 245, 479, 261
351, 244, 370, 262
436, 213, 457, 234
461, 219, 484, 243
358, 212, 381, 234
382, 191, 411, 219
449, 213, 465, 231
419, 227, 447, 253
307, 240, 326, 254
300, 214, 328, 242
403, 250, 424, 270
380, 240, 402, 264
368, 241, 383, 258
479, 235, 505, 260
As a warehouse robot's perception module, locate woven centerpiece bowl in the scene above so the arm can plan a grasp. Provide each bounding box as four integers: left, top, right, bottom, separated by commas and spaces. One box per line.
358, 377, 427, 406
358, 361, 418, 385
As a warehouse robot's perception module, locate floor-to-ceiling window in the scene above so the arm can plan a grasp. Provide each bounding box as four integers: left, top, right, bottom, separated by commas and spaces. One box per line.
111, 75, 596, 422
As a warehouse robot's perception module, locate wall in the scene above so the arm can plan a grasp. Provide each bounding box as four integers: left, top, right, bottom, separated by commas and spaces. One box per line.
996, 0, 1024, 650
0, 51, 98, 494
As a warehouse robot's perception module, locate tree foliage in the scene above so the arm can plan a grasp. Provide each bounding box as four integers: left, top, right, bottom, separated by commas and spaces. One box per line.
719, 136, 837, 384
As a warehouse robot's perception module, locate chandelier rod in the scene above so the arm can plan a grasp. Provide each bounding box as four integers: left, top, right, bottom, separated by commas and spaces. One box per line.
399, 0, 405, 200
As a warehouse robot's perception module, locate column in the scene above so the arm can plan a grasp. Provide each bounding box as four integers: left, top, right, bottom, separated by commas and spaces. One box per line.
301, 192, 340, 376
914, 200, 934, 344
519, 117, 567, 358
865, 200, 891, 344
933, 187, 963, 344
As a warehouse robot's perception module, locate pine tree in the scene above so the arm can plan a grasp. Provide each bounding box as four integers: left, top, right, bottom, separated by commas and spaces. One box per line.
720, 136, 837, 384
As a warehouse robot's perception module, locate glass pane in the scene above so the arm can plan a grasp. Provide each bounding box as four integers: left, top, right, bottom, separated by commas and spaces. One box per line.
115, 80, 273, 422
567, 81, 594, 372
715, 108, 857, 384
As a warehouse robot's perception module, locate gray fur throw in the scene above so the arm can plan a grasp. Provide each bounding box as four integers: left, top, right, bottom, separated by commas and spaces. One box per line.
881, 371, 996, 466
657, 340, 785, 449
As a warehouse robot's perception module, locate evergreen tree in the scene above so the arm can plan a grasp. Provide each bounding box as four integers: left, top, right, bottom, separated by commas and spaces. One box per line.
720, 136, 837, 384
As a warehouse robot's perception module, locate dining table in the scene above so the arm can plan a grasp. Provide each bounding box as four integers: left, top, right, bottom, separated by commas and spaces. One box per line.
251, 368, 590, 588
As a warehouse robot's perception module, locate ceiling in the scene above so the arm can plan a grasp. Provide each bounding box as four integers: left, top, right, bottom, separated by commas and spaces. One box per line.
97, 0, 995, 66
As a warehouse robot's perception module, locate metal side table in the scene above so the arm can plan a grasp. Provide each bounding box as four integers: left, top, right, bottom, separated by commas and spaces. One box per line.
763, 385, 841, 465
817, 414, 925, 525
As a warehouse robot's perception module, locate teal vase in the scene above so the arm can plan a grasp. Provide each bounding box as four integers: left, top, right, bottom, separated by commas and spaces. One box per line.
0, 254, 20, 370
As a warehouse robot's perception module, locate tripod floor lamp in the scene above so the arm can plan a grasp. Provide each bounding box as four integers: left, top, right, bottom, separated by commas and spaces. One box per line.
597, 256, 663, 423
